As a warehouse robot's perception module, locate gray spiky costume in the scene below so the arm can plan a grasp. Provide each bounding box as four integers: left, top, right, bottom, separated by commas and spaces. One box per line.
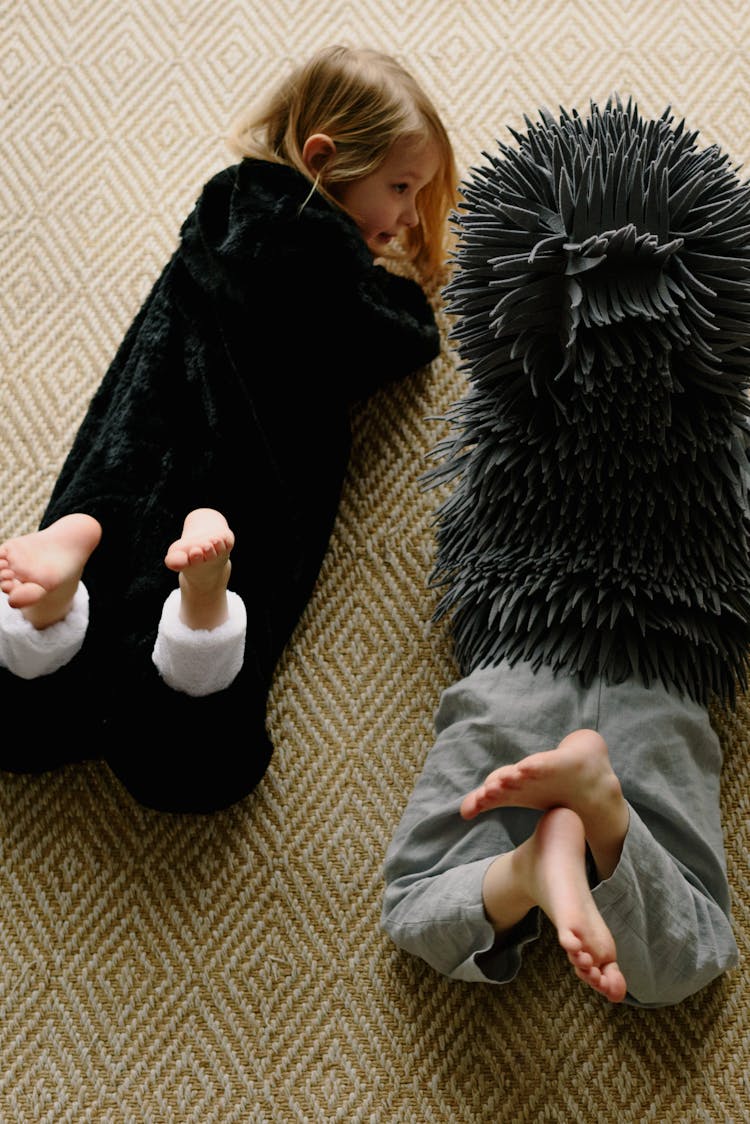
427, 96, 750, 705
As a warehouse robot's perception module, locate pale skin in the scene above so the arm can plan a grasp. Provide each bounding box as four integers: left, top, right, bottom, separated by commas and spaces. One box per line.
460, 728, 631, 1003
301, 132, 440, 257
0, 507, 234, 632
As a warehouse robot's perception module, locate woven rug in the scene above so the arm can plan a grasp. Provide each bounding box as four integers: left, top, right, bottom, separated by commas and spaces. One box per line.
2, 2, 749, 1121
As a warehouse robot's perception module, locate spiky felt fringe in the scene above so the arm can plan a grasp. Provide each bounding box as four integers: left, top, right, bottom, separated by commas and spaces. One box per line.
427, 96, 750, 704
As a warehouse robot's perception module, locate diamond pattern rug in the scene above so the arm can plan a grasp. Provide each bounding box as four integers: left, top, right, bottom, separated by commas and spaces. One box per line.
1, 2, 749, 1120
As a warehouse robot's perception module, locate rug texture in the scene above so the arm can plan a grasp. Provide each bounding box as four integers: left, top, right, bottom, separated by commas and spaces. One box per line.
2, 2, 749, 1121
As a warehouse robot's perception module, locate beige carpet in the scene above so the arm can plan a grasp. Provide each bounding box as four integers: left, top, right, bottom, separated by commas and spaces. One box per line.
2, 2, 750, 1121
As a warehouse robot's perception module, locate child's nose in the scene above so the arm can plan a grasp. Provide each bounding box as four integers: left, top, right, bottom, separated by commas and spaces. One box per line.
401, 201, 419, 227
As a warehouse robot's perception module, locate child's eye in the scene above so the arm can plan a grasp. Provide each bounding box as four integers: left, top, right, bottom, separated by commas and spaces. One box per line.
394, 183, 408, 194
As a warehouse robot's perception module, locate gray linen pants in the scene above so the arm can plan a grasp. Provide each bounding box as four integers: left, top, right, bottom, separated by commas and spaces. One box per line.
381, 659, 740, 1007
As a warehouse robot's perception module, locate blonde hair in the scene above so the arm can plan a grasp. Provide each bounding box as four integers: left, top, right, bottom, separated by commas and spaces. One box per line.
227, 44, 459, 283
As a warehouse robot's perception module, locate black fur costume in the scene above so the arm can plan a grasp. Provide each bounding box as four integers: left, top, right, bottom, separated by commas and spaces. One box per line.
427, 97, 750, 705
1, 159, 439, 811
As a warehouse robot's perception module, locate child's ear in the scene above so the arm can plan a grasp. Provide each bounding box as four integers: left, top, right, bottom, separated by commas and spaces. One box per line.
302, 133, 336, 176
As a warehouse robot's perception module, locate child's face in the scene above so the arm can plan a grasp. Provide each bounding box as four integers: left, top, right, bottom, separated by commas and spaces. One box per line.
333, 134, 440, 256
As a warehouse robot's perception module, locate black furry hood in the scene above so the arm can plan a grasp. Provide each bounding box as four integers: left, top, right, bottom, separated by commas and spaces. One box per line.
174, 158, 439, 406
428, 97, 750, 704
178, 158, 373, 301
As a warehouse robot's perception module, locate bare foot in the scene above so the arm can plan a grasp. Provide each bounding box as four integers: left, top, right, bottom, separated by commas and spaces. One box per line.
164, 508, 234, 630
461, 728, 629, 880
484, 806, 627, 1003
0, 514, 102, 628
532, 807, 626, 1002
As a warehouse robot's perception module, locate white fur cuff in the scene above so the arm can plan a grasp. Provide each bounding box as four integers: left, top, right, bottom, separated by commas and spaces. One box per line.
151, 588, 247, 696
0, 583, 89, 679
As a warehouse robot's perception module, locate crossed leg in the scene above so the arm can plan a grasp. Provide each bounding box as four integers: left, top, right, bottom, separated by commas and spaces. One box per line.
462, 729, 630, 1003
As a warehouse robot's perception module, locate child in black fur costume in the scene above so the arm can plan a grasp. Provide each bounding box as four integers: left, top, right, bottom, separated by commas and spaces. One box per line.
381, 97, 750, 1006
0, 45, 459, 813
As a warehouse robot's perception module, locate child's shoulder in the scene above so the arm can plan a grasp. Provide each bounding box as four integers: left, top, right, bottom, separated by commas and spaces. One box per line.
179, 158, 371, 285
231, 159, 372, 265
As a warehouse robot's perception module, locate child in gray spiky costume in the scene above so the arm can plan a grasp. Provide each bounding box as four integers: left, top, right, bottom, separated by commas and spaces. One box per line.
381, 97, 750, 1006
